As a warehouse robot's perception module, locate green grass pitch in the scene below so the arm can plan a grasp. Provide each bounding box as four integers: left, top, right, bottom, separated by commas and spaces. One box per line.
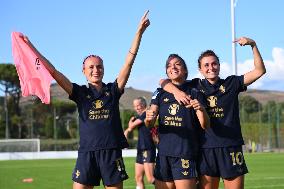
0, 153, 284, 189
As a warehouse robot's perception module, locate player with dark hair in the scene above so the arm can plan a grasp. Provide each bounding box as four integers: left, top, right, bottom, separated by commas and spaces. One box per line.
146, 54, 210, 189
160, 37, 266, 189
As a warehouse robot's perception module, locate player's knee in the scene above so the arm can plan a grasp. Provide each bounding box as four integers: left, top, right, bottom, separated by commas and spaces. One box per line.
146, 176, 155, 184
135, 175, 143, 183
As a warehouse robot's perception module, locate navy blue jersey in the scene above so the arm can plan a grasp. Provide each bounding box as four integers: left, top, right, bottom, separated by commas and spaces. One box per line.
69, 81, 129, 151
136, 112, 156, 150
151, 82, 206, 159
191, 75, 246, 148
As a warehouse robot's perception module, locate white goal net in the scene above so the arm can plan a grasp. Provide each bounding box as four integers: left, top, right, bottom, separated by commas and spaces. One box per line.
0, 139, 40, 152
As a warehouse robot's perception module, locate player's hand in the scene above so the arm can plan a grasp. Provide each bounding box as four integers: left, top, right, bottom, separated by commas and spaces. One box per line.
137, 10, 150, 34
186, 99, 204, 111
174, 91, 191, 106
128, 116, 136, 123
234, 37, 256, 47
145, 108, 156, 126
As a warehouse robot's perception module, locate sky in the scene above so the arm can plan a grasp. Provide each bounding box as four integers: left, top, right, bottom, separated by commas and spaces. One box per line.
1, 0, 284, 94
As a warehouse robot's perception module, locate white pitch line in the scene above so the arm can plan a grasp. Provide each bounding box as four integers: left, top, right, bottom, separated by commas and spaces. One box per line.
246, 176, 284, 181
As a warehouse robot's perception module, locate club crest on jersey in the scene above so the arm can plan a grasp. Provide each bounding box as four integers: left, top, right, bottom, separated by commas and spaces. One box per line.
93, 100, 103, 109
207, 96, 217, 108
219, 85, 225, 93
168, 104, 179, 115
181, 159, 190, 169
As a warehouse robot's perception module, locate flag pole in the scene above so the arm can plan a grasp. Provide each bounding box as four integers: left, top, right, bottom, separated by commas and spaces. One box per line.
231, 0, 237, 75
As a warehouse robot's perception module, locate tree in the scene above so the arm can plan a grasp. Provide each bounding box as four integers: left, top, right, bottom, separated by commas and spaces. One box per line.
52, 99, 77, 139
11, 114, 27, 138
0, 64, 20, 94
52, 99, 77, 115
0, 64, 21, 138
0, 104, 4, 137
239, 95, 261, 122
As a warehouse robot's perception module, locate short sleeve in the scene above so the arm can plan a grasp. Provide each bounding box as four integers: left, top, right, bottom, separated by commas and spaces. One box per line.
137, 112, 146, 122
69, 83, 81, 104
237, 75, 247, 92
150, 88, 161, 106
110, 80, 124, 100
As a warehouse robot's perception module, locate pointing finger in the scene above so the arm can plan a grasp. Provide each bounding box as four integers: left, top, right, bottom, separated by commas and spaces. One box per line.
143, 10, 149, 19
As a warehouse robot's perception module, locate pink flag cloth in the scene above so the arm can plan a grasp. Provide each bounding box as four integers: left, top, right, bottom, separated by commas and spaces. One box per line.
11, 32, 54, 104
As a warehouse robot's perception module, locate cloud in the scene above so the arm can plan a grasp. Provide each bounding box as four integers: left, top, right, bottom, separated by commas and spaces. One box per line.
236, 47, 284, 90
265, 47, 284, 80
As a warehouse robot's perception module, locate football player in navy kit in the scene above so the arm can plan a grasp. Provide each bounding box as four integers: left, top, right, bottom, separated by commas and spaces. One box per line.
160, 37, 266, 189
124, 97, 156, 189
145, 54, 210, 189
22, 11, 150, 189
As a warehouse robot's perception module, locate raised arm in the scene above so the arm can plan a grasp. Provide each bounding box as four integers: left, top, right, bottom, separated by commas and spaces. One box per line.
233, 37, 266, 86
117, 10, 150, 91
160, 79, 191, 106
21, 35, 73, 95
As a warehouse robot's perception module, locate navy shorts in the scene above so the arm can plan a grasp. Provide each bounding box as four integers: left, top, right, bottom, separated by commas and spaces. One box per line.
136, 148, 156, 164
72, 149, 128, 186
154, 153, 198, 181
198, 146, 248, 179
